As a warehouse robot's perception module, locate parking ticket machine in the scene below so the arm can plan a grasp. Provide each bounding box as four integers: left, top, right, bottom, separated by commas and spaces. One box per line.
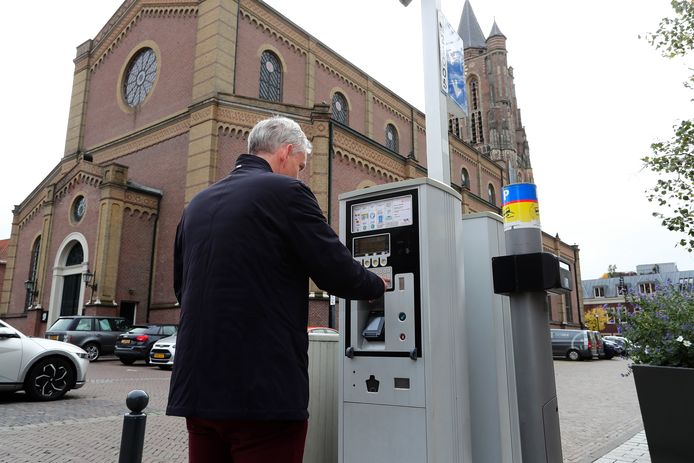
338, 178, 471, 463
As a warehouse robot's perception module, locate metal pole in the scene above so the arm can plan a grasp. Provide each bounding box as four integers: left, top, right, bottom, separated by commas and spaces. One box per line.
118, 390, 149, 463
503, 184, 563, 463
419, 0, 451, 184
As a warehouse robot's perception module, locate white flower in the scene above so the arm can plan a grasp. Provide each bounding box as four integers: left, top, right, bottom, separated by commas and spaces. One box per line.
676, 336, 684, 342
684, 340, 692, 347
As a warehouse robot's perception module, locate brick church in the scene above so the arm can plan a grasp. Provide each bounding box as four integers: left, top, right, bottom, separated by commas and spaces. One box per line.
0, 0, 584, 336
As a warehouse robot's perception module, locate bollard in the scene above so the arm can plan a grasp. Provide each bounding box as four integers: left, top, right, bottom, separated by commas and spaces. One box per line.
118, 390, 149, 463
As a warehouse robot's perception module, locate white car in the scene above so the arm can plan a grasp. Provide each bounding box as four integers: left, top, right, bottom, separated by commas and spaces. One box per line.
148, 334, 176, 369
0, 319, 90, 400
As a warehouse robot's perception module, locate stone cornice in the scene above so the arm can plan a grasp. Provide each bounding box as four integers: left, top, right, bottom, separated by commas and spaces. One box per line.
90, 117, 190, 164
90, 1, 198, 72
124, 190, 159, 216
240, 0, 308, 56
333, 130, 404, 181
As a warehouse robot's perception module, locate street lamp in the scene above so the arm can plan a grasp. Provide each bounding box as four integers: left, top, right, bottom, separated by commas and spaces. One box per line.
82, 270, 98, 302
594, 311, 600, 333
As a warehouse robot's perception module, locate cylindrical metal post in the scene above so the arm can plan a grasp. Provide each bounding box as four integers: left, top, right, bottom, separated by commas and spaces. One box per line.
502, 184, 563, 463
118, 390, 149, 463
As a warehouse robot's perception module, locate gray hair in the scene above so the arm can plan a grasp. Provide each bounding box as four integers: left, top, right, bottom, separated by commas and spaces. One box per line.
248, 116, 312, 156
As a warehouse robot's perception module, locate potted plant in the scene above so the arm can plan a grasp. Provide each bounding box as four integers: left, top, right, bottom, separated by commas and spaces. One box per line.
621, 283, 694, 462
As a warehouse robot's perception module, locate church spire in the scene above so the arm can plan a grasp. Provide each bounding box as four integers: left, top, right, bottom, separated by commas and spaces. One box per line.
458, 0, 486, 49
488, 20, 505, 39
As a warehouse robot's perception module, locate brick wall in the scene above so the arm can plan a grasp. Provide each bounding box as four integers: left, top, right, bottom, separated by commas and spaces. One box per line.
83, 14, 197, 149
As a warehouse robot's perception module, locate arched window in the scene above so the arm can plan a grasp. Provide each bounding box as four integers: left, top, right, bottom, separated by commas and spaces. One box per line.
66, 242, 84, 266
25, 237, 41, 309
259, 51, 282, 102
385, 124, 399, 152
332, 92, 349, 125
461, 168, 470, 189
488, 184, 496, 205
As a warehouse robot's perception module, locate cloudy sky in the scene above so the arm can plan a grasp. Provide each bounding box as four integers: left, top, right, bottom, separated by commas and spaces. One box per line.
2, 0, 692, 279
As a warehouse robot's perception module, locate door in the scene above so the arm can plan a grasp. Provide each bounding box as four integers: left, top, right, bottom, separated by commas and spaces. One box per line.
120, 302, 136, 325
60, 274, 81, 316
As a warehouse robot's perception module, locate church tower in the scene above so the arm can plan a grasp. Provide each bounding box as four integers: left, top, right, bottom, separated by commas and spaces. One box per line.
453, 0, 533, 184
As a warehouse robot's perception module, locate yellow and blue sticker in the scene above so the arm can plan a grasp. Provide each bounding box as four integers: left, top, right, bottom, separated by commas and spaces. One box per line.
502, 183, 541, 230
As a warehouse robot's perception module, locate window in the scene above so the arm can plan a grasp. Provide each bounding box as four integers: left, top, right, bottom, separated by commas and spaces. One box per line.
679, 277, 693, 292
468, 78, 484, 144
123, 48, 157, 107
25, 236, 41, 309
487, 184, 496, 205
66, 242, 84, 266
461, 168, 470, 188
385, 124, 399, 152
593, 286, 605, 298
72, 196, 86, 223
332, 92, 349, 125
162, 325, 177, 336
259, 51, 282, 102
75, 318, 93, 331
639, 282, 655, 294
564, 293, 574, 323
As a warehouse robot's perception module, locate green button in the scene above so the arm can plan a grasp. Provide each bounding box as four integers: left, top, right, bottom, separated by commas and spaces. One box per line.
398, 312, 406, 321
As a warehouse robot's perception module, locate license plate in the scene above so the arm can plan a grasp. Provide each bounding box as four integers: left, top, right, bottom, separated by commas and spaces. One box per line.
153, 353, 165, 359
121, 339, 131, 344
49, 335, 59, 340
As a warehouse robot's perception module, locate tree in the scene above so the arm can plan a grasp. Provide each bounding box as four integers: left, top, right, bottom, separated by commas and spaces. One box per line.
642, 1, 694, 252
585, 307, 610, 332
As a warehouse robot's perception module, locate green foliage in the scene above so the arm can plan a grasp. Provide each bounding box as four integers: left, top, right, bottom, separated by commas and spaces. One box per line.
642, 1, 694, 252
622, 284, 694, 368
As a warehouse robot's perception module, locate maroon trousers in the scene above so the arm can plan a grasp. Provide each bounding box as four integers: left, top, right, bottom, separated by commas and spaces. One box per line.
186, 417, 308, 463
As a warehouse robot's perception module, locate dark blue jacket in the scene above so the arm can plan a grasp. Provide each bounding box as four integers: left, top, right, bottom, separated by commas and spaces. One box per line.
167, 154, 384, 420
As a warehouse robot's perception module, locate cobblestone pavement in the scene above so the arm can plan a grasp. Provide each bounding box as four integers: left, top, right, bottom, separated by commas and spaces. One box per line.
0, 357, 642, 462
594, 431, 651, 463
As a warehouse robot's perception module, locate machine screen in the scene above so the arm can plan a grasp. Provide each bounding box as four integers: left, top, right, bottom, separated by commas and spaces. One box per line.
353, 234, 390, 257
351, 195, 413, 233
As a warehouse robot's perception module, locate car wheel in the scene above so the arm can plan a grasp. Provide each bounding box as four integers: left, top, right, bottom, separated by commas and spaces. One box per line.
119, 358, 136, 365
567, 350, 581, 361
24, 357, 75, 401
83, 343, 101, 361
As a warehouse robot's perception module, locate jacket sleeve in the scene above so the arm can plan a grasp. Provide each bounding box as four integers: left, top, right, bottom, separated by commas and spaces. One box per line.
285, 181, 385, 301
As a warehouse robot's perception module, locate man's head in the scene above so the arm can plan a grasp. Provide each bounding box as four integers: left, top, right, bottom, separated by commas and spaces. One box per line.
248, 116, 312, 178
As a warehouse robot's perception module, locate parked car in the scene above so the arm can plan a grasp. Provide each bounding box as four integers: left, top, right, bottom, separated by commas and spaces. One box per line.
45, 316, 130, 361
0, 319, 89, 401
592, 331, 606, 359
603, 335, 629, 356
307, 326, 339, 335
115, 324, 178, 365
148, 334, 176, 369
601, 339, 624, 359
550, 329, 596, 361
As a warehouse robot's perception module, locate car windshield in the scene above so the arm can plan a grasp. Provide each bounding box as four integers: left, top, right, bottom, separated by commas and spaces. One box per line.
48, 318, 74, 331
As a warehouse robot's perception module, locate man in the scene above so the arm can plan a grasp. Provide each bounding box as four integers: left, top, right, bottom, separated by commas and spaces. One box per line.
167, 116, 386, 462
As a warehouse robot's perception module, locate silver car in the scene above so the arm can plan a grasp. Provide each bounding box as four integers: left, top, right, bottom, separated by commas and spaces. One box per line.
0, 319, 90, 400
148, 334, 176, 369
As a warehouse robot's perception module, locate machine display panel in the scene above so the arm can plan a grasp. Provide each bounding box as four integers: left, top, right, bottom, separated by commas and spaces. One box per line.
351, 195, 413, 233
353, 234, 390, 257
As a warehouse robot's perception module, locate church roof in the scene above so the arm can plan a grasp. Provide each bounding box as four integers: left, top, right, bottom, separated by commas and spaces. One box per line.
488, 20, 505, 39
458, 0, 486, 49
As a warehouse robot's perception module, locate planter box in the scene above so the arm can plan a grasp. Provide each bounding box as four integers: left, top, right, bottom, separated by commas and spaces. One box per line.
632, 364, 694, 463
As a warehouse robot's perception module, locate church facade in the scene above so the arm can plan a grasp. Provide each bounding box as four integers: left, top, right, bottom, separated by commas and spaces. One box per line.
0, 0, 583, 336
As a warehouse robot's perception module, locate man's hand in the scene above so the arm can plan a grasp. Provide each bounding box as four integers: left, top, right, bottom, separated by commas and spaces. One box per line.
381, 276, 391, 291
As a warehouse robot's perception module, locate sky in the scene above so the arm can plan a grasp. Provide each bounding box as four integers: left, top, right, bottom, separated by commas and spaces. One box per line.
1, 0, 692, 280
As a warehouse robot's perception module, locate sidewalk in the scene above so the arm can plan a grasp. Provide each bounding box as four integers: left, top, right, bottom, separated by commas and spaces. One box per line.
594, 431, 650, 463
